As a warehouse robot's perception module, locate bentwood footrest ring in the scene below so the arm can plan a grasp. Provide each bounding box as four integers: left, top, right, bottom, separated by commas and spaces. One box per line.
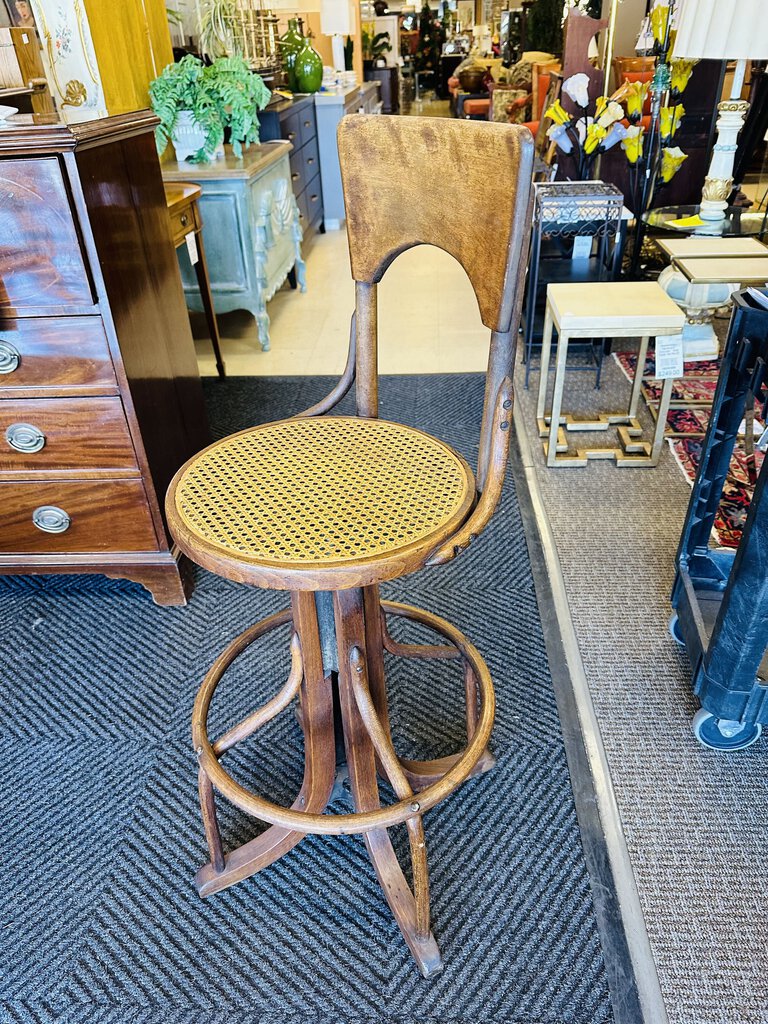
191, 594, 496, 977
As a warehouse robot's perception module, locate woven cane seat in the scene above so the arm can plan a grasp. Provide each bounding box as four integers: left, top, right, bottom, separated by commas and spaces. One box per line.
168, 416, 475, 590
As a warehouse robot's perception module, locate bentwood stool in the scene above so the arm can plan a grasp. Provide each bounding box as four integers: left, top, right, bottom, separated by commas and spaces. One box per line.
536, 281, 685, 467
166, 116, 534, 977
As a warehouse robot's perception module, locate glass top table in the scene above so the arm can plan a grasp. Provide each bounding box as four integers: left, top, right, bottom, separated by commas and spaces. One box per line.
642, 204, 768, 238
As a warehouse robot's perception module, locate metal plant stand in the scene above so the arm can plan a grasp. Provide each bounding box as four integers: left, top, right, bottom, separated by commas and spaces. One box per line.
671, 288, 768, 750
522, 181, 626, 389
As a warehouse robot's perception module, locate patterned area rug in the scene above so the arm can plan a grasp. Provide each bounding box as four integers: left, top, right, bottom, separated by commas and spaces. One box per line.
613, 351, 763, 547
0, 375, 612, 1024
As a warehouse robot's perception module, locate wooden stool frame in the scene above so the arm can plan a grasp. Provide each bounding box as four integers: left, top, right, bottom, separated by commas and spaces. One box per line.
167, 116, 534, 976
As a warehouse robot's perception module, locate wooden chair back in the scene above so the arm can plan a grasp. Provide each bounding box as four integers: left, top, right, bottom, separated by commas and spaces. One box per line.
337, 114, 533, 492
531, 60, 560, 122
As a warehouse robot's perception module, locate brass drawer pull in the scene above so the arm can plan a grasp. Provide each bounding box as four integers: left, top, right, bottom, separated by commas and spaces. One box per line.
291, 172, 300, 180
0, 340, 20, 375
180, 213, 189, 226
6, 422, 45, 453
303, 120, 311, 128
32, 505, 71, 534
287, 131, 296, 140
307, 157, 314, 165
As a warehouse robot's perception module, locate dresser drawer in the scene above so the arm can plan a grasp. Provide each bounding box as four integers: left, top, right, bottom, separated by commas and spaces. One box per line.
0, 317, 116, 394
280, 109, 302, 147
297, 173, 323, 231
0, 479, 158, 552
0, 157, 94, 313
301, 136, 319, 181
298, 108, 316, 149
0, 397, 137, 474
289, 147, 305, 193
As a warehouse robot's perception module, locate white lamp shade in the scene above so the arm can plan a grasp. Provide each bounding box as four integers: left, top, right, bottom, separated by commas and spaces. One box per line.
672, 0, 768, 60
320, 0, 355, 36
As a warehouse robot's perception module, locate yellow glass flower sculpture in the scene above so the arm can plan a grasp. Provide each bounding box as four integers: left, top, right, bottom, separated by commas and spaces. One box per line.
650, 3, 669, 45
595, 99, 624, 129
624, 81, 649, 123
670, 59, 697, 95
545, 99, 570, 126
583, 123, 607, 155
660, 146, 687, 182
621, 125, 645, 164
660, 104, 684, 141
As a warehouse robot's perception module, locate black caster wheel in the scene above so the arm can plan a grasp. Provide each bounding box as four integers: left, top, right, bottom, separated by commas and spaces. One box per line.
668, 613, 685, 646
692, 709, 762, 751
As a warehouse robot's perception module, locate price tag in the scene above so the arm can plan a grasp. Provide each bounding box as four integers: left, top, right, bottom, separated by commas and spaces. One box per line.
21, 32, 28, 43
571, 235, 593, 260
185, 231, 199, 266
654, 333, 684, 380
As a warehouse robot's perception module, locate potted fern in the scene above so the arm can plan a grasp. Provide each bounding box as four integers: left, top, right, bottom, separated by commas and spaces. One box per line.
150, 53, 270, 163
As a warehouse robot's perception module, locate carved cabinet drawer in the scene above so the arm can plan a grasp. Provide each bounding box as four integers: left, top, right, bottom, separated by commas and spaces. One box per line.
0, 479, 159, 552
0, 397, 137, 474
0, 317, 116, 393
168, 202, 201, 248
0, 157, 94, 313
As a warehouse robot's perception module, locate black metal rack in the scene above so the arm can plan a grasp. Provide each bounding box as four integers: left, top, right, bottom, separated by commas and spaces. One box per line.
671, 288, 768, 750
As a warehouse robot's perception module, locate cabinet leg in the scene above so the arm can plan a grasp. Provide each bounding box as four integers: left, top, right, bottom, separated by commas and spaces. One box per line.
254, 308, 271, 352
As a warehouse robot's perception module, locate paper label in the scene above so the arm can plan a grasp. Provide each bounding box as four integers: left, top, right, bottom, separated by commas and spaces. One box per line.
655, 333, 684, 380
571, 235, 593, 260
185, 231, 199, 266
21, 32, 28, 43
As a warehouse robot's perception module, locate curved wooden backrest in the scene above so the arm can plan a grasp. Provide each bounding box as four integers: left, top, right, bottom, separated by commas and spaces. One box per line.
337, 115, 534, 334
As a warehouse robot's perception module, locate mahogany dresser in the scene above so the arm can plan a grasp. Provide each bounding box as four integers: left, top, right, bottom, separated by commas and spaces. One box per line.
0, 111, 209, 605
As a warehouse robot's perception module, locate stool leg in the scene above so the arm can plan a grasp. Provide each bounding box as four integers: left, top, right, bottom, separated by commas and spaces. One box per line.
195, 595, 336, 897
546, 328, 569, 467
334, 588, 442, 977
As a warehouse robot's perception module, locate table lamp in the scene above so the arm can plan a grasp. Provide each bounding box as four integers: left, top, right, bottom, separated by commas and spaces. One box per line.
320, 0, 354, 73
672, 0, 768, 220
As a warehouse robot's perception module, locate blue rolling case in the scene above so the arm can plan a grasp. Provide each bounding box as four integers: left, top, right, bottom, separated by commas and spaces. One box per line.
671, 288, 768, 751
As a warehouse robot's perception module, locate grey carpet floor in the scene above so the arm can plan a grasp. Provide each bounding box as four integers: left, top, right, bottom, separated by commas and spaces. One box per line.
516, 347, 768, 1024
0, 375, 612, 1024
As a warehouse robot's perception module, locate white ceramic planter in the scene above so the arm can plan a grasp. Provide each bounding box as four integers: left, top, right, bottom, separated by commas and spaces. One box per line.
171, 110, 224, 162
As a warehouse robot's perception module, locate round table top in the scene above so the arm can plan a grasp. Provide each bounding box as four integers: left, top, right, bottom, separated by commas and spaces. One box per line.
642, 204, 767, 238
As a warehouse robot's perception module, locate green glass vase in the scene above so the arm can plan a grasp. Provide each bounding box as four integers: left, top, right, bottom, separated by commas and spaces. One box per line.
279, 18, 303, 92
294, 38, 323, 94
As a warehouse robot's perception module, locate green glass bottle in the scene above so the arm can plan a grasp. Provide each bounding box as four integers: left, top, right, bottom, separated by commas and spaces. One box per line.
294, 37, 323, 94
279, 18, 304, 92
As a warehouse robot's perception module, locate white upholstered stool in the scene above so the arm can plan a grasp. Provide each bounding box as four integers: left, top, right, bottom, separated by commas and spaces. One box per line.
536, 281, 685, 468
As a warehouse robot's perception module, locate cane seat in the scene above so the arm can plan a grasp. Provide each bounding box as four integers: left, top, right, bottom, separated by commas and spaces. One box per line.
168, 415, 476, 590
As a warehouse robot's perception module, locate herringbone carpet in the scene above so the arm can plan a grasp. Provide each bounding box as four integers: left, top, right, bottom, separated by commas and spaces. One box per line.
0, 375, 612, 1024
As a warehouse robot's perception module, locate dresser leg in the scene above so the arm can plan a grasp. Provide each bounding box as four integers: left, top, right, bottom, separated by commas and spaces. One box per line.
105, 554, 194, 606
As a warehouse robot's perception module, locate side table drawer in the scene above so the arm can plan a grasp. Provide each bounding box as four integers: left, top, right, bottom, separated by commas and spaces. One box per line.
0, 397, 137, 474
168, 202, 200, 248
0, 317, 116, 393
0, 479, 158, 552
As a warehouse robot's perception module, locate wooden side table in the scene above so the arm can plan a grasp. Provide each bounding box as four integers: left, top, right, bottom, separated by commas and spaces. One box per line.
536, 282, 685, 467
164, 183, 226, 378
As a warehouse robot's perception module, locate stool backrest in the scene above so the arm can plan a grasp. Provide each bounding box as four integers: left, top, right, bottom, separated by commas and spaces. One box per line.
337, 114, 533, 486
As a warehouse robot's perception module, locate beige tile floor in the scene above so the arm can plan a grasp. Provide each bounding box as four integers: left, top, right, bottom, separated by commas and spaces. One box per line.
192, 226, 489, 376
